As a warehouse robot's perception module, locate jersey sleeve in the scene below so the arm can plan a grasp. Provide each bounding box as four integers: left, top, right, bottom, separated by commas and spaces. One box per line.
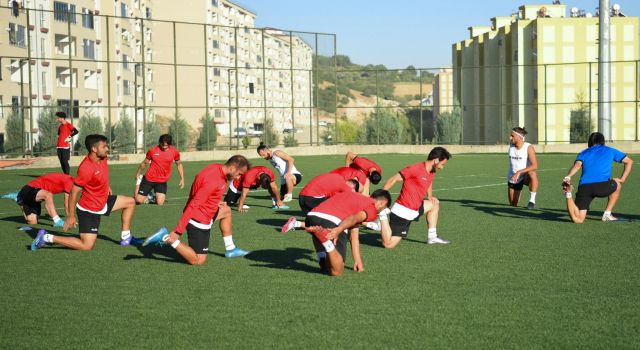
612, 148, 627, 163
399, 164, 415, 180
174, 181, 215, 234
63, 176, 74, 193
145, 148, 153, 160
363, 204, 379, 222
74, 163, 92, 187
173, 148, 181, 161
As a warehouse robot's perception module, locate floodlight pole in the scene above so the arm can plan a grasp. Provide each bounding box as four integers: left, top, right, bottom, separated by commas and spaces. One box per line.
598, 0, 612, 140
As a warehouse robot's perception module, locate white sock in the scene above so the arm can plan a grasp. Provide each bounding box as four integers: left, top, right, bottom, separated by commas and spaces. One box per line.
223, 235, 236, 250
294, 221, 302, 228
316, 251, 327, 261
321, 240, 335, 252
43, 234, 54, 243
52, 215, 61, 222
427, 228, 437, 239
529, 192, 537, 203
171, 240, 180, 249
604, 211, 612, 217
121, 230, 131, 240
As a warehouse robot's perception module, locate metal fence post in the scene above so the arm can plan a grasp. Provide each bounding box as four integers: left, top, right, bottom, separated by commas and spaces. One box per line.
233, 26, 239, 148
333, 34, 337, 145
67, 7, 73, 135
26, 8, 34, 155
203, 24, 210, 150
289, 30, 295, 144
106, 15, 112, 146
314, 33, 319, 146
419, 69, 423, 145
172, 21, 179, 147
544, 64, 548, 145
375, 68, 379, 145
261, 28, 267, 146
141, 17, 147, 150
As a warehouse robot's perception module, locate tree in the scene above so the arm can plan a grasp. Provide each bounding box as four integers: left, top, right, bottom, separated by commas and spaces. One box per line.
570, 91, 593, 143
169, 113, 189, 150
144, 117, 161, 149
114, 113, 135, 153
4, 111, 24, 155
261, 117, 279, 147
75, 111, 104, 152
434, 99, 462, 144
322, 118, 361, 144
283, 135, 298, 147
362, 109, 410, 144
35, 104, 59, 155
196, 113, 217, 151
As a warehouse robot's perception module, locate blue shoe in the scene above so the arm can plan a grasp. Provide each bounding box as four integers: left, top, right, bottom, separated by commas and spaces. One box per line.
225, 247, 250, 258
120, 235, 146, 246
1, 191, 19, 201
272, 205, 290, 210
53, 219, 65, 228
31, 229, 47, 251
19, 226, 33, 231
142, 227, 169, 247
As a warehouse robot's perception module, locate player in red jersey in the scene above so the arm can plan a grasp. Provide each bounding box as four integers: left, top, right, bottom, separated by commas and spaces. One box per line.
134, 134, 184, 205
281, 173, 359, 233
14, 173, 73, 227
55, 111, 78, 175
329, 166, 367, 193
223, 165, 286, 212
304, 189, 391, 276
344, 151, 382, 194
143, 155, 251, 265
30, 134, 141, 251
378, 147, 451, 249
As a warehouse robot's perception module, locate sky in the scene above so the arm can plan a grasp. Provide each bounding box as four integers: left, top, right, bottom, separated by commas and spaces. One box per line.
240, 0, 640, 70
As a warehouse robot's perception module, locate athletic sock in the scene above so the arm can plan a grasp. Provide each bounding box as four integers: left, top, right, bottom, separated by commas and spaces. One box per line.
294, 221, 303, 228
321, 240, 335, 253
529, 192, 537, 203
604, 211, 612, 217
427, 228, 437, 240
52, 215, 61, 222
223, 235, 236, 251
43, 234, 54, 243
121, 230, 131, 240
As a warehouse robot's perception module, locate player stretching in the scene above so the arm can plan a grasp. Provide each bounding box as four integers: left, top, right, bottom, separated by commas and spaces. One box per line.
55, 111, 78, 175
143, 155, 250, 265
281, 173, 359, 232
562, 132, 633, 223
379, 147, 451, 249
330, 166, 367, 193
13, 173, 73, 227
134, 134, 184, 205
257, 143, 302, 202
507, 127, 539, 209
224, 165, 287, 212
305, 190, 391, 276
31, 134, 142, 251
344, 151, 382, 193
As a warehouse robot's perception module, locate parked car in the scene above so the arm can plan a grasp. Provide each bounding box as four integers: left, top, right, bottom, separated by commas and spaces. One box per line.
283, 127, 303, 134
318, 121, 328, 127
233, 127, 247, 137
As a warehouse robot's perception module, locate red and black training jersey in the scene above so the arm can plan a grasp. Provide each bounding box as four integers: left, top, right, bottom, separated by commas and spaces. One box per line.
28, 173, 74, 194
395, 162, 435, 210
350, 156, 382, 175
330, 167, 367, 186
75, 156, 110, 212
300, 173, 352, 198
310, 191, 379, 224
56, 122, 76, 149
144, 145, 181, 183
241, 166, 275, 189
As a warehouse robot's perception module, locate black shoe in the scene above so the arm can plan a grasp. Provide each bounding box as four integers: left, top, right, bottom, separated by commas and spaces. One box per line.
527, 202, 535, 209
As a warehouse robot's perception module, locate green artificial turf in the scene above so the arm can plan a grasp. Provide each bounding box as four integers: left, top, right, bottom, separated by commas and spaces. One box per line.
0, 153, 638, 349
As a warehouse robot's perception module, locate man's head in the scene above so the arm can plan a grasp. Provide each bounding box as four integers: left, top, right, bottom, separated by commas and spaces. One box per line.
587, 132, 606, 147
370, 189, 392, 212
56, 111, 67, 124
85, 134, 109, 158
369, 170, 382, 185
510, 127, 527, 144
158, 134, 172, 150
346, 179, 360, 193
256, 142, 271, 160
224, 155, 250, 180
258, 173, 271, 189
427, 147, 451, 172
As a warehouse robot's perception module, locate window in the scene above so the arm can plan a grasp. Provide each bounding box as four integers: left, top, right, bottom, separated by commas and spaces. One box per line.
249, 82, 254, 94
257, 55, 262, 63
145, 8, 152, 19
40, 38, 46, 56
8, 23, 26, 48
83, 39, 95, 59
213, 68, 221, 76
244, 27, 249, 34
123, 80, 133, 95
0, 96, 4, 119
12, 96, 20, 115
39, 4, 47, 27
214, 109, 221, 118
122, 54, 129, 70
41, 72, 47, 94
145, 49, 152, 61
146, 68, 153, 82
120, 3, 128, 17
135, 64, 142, 77
54, 2, 76, 23
212, 40, 219, 49
82, 9, 94, 29
212, 0, 219, 7
245, 63, 250, 69
230, 45, 235, 54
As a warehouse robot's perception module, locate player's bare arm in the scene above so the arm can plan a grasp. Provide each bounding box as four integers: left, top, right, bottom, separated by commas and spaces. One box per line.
349, 226, 364, 272
616, 156, 633, 184
345, 151, 357, 167
275, 150, 295, 178
327, 211, 366, 240
135, 158, 150, 179
238, 187, 251, 213
64, 184, 82, 231
176, 160, 185, 189
270, 182, 284, 207
383, 173, 403, 191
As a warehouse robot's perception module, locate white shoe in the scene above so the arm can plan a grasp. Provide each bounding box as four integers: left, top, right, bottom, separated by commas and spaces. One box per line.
242, 205, 250, 209
427, 236, 451, 245
364, 220, 381, 231
283, 193, 293, 202
602, 213, 618, 222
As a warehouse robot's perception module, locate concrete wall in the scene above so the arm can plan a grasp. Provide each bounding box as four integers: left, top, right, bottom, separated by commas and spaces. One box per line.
4, 142, 639, 170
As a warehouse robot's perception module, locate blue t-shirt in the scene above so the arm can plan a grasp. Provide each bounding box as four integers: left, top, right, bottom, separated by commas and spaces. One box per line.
576, 145, 627, 185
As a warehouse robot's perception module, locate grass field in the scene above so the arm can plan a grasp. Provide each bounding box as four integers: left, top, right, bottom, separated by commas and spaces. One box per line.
1, 153, 639, 349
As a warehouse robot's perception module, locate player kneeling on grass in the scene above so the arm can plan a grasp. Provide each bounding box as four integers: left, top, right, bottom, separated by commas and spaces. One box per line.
12, 173, 73, 227
562, 132, 633, 223
257, 143, 302, 202
31, 134, 142, 251
224, 165, 287, 211
507, 127, 539, 209
378, 147, 451, 249
344, 151, 383, 194
134, 134, 184, 205
143, 155, 250, 265
282, 173, 359, 233
305, 190, 391, 276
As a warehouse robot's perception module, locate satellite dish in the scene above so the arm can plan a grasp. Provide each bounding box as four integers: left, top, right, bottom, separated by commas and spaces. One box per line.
613, 3, 621, 11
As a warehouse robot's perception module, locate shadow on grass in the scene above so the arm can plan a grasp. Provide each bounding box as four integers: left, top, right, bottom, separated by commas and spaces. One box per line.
244, 247, 321, 274
440, 198, 568, 222
2, 215, 30, 224
123, 245, 190, 264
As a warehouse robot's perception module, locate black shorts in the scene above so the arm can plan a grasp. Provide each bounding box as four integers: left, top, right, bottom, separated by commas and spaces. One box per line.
77, 195, 117, 234
138, 176, 168, 196
575, 180, 618, 211
17, 185, 42, 216
305, 215, 348, 261
224, 189, 241, 206
507, 174, 531, 191
298, 195, 327, 214
389, 204, 425, 238
280, 174, 303, 198
185, 211, 219, 254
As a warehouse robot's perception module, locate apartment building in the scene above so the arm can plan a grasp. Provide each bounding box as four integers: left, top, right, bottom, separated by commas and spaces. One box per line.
432, 67, 453, 117
152, 0, 314, 136
0, 0, 154, 151
452, 3, 638, 144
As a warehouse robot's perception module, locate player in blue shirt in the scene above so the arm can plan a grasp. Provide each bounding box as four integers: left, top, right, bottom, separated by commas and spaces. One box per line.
562, 132, 633, 223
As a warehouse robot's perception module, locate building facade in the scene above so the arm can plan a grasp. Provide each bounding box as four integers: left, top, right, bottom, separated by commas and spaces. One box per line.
453, 3, 638, 144
432, 67, 453, 117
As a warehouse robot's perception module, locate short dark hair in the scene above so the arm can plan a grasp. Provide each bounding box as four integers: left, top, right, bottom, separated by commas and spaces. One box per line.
258, 173, 271, 189
85, 134, 108, 152
225, 155, 250, 169
588, 132, 606, 147
512, 126, 528, 136
159, 134, 173, 145
370, 189, 391, 207
369, 171, 382, 185
347, 179, 360, 193
427, 147, 451, 161
55, 111, 67, 119
256, 142, 268, 153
